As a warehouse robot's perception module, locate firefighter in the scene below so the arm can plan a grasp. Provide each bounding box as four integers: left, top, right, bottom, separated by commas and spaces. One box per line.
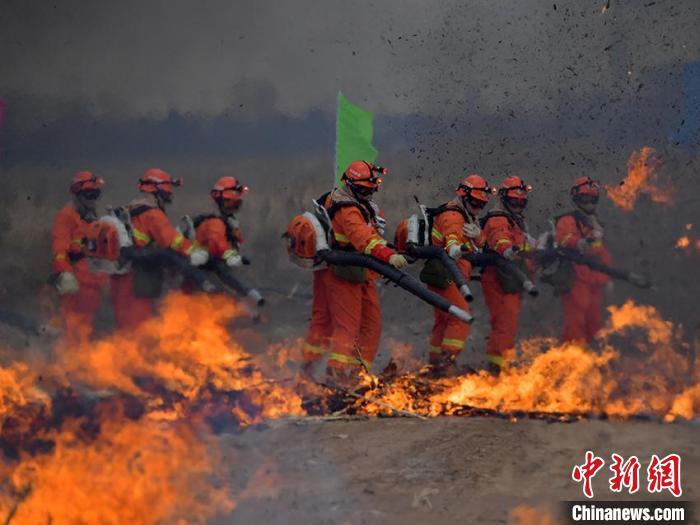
110, 168, 209, 329
321, 161, 407, 384
481, 176, 535, 373
193, 176, 247, 267
420, 174, 492, 374
555, 177, 612, 343
51, 171, 109, 342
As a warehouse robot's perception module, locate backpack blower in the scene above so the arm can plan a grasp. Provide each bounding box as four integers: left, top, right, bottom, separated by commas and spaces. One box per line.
284, 202, 473, 324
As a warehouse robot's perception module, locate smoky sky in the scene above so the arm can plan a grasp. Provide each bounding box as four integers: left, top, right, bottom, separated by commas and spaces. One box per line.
1, 0, 698, 126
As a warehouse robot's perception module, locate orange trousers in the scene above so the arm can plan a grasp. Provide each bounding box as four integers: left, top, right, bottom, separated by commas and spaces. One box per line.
482, 267, 521, 367
303, 269, 332, 363
428, 282, 470, 363
325, 270, 381, 370
561, 279, 605, 343
59, 263, 106, 343
110, 272, 156, 330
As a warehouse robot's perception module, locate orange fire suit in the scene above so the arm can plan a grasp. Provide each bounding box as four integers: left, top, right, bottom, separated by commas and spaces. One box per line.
555, 211, 612, 343
194, 214, 243, 261
426, 200, 480, 363
481, 209, 533, 368
52, 204, 108, 341
303, 268, 332, 363
110, 201, 193, 330
322, 187, 396, 371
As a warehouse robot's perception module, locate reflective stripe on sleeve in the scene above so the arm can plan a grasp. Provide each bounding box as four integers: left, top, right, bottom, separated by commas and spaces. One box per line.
132, 228, 151, 244
170, 234, 185, 250
364, 237, 387, 255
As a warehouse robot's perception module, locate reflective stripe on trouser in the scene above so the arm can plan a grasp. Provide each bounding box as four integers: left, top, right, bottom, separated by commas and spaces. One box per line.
485, 353, 507, 369
304, 269, 332, 363
481, 267, 522, 359
428, 282, 470, 363
561, 278, 605, 344
325, 271, 381, 370
110, 272, 156, 330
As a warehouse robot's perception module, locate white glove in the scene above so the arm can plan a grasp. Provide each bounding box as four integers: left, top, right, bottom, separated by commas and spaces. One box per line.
56, 272, 79, 295
189, 248, 209, 266
591, 229, 604, 240
448, 244, 463, 260
225, 253, 243, 267
576, 238, 590, 254
502, 246, 519, 261
389, 254, 408, 269
462, 222, 481, 239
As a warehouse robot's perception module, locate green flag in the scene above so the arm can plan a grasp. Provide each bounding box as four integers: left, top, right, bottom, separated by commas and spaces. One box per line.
335, 92, 378, 186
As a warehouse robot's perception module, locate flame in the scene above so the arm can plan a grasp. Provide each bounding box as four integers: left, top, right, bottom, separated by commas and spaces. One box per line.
0, 361, 48, 421
0, 290, 697, 523
0, 417, 235, 525
606, 147, 672, 211
0, 292, 306, 524
352, 301, 697, 421
50, 292, 304, 423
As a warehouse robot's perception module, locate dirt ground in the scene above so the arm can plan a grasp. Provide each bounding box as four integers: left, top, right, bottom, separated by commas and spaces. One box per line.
217, 417, 699, 524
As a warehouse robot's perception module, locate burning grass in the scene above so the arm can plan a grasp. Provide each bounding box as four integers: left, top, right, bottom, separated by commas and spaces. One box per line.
0, 293, 697, 523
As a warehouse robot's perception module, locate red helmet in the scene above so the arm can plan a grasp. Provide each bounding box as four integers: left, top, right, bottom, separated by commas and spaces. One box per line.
210, 176, 248, 203
138, 168, 182, 195
571, 176, 600, 198
456, 174, 493, 203
498, 176, 532, 200
342, 161, 386, 191
70, 171, 104, 195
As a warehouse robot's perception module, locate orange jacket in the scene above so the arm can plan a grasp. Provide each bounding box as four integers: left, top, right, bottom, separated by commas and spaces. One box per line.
129, 202, 192, 256
195, 215, 242, 259
482, 210, 531, 256
52, 204, 89, 273
430, 199, 482, 278
555, 212, 611, 285
325, 187, 394, 262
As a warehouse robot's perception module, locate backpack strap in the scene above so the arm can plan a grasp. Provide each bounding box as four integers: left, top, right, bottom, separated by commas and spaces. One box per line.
554, 210, 590, 236
129, 204, 155, 218
423, 203, 470, 246
325, 198, 372, 223
192, 213, 218, 229
480, 210, 514, 229
194, 214, 240, 248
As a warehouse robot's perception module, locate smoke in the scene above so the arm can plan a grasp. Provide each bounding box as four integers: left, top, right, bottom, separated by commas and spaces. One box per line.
1, 0, 697, 124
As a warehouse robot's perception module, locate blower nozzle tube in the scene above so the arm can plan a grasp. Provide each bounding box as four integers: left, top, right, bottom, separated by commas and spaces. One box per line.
319, 250, 473, 323
405, 244, 474, 302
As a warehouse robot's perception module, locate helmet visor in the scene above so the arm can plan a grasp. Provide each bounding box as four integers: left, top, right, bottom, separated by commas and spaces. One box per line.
80, 188, 102, 200
574, 194, 599, 205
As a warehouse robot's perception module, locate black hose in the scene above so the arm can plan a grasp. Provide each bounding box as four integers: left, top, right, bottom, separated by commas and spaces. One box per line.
120, 246, 220, 292
406, 244, 474, 302
318, 250, 473, 323
211, 259, 265, 306
541, 248, 651, 288
467, 251, 539, 296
